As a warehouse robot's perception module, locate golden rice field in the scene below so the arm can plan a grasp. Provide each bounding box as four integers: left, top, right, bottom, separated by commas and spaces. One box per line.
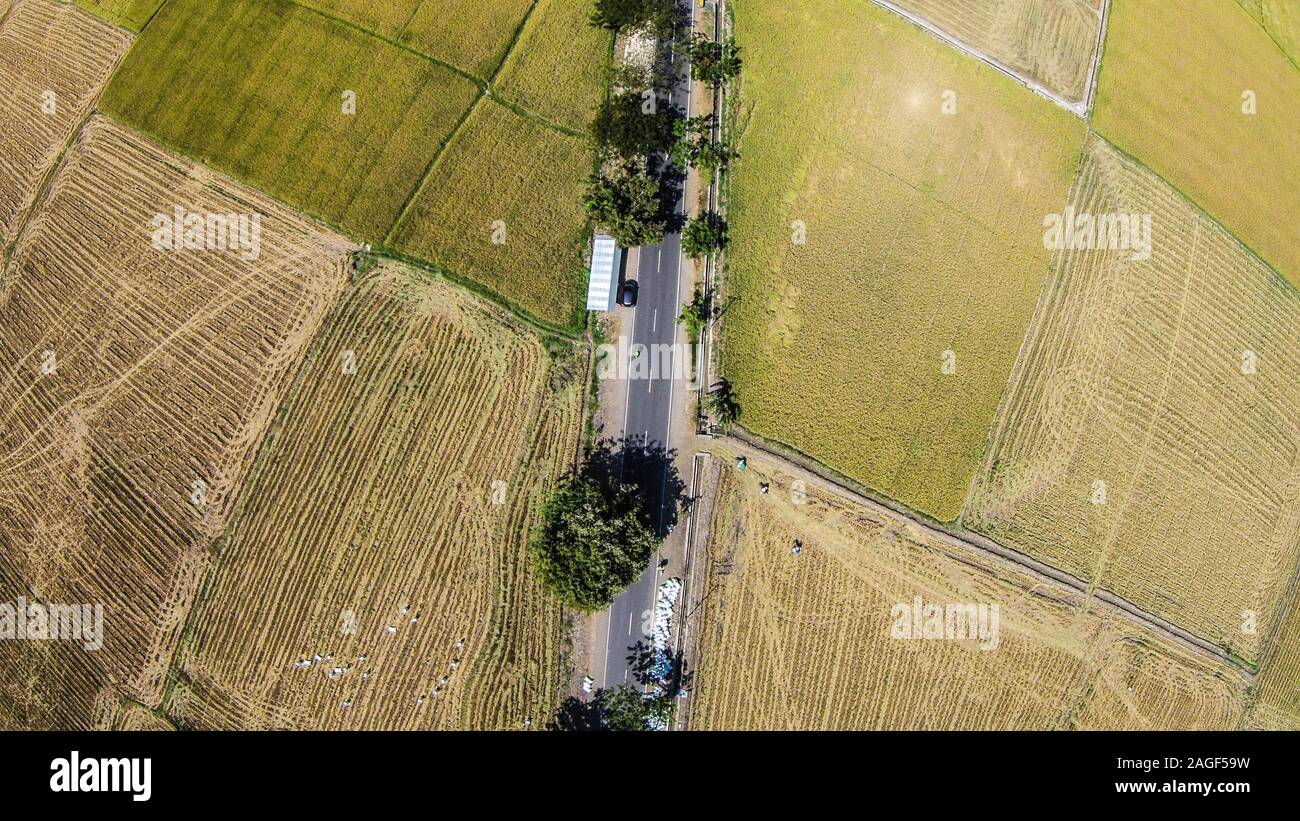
101, 0, 483, 240
166, 264, 582, 730
0, 116, 351, 727
1238, 0, 1300, 64
0, 0, 131, 242
890, 0, 1104, 103
74, 0, 164, 31
964, 135, 1300, 664
101, 0, 603, 332
1093, 0, 1300, 287
495, 0, 614, 132
299, 0, 533, 79
722, 0, 1084, 521
389, 99, 592, 330
689, 456, 1248, 730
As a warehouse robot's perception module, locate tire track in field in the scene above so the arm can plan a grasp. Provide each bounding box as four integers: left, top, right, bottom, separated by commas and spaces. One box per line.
718, 428, 1255, 681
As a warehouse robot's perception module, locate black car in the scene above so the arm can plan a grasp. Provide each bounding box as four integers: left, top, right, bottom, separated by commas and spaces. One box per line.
619, 280, 638, 308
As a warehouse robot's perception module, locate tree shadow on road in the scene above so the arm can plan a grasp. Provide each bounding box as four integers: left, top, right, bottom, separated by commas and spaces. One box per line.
583, 436, 689, 538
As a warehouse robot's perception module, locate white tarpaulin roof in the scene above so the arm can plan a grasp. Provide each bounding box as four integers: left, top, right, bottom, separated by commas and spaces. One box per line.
586, 234, 618, 311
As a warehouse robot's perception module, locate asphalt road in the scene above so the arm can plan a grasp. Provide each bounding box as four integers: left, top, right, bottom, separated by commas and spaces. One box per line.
600, 14, 692, 691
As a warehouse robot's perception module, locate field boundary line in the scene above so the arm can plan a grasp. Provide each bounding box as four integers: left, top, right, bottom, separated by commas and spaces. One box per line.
381, 93, 490, 247
94, 112, 585, 338
287, 0, 583, 141
721, 426, 1257, 681
479, 0, 593, 138
1, 108, 98, 271
1234, 0, 1300, 75
138, 0, 171, 32
1087, 129, 1300, 298
375, 247, 582, 339
1081, 0, 1111, 116
286, 0, 488, 89
955, 128, 1090, 530
484, 0, 539, 89
866, 0, 1089, 117
490, 94, 587, 139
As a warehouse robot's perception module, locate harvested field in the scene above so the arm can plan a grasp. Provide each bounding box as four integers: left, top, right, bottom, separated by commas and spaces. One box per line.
964, 135, 1300, 664
166, 264, 582, 730
0, 0, 131, 242
889, 0, 1104, 103
496, 0, 614, 132
1245, 584, 1300, 729
75, 0, 164, 31
390, 99, 592, 330
689, 457, 1248, 730
299, 0, 533, 78
101, 0, 482, 239
0, 116, 351, 725
1093, 0, 1300, 286
115, 703, 175, 731
722, 0, 1084, 521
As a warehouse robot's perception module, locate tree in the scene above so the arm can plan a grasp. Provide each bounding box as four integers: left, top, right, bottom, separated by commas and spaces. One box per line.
686, 34, 742, 85
672, 134, 734, 175
705, 378, 740, 426
596, 684, 673, 730
530, 473, 660, 612
582, 165, 668, 247
676, 286, 710, 343
592, 90, 679, 161
550, 684, 673, 731
591, 0, 679, 36
681, 213, 728, 259
670, 115, 734, 174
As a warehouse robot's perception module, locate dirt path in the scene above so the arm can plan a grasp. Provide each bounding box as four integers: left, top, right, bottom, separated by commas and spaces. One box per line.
714, 427, 1256, 683
867, 0, 1108, 118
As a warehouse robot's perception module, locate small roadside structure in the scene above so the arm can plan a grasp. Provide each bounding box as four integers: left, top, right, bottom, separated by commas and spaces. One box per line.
586, 233, 619, 311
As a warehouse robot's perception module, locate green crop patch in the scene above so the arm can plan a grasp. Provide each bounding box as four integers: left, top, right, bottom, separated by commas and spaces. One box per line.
496, 0, 613, 132
101, 0, 481, 239
390, 98, 592, 331
298, 0, 534, 79
721, 0, 1084, 521
75, 0, 165, 32
1094, 0, 1300, 287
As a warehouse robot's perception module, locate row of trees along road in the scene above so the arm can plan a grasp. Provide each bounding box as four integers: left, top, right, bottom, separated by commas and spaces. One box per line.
581, 0, 740, 253
532, 1, 745, 730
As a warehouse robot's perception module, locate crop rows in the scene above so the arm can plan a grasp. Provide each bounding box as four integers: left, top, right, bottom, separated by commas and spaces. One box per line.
1245, 584, 1300, 729
689, 460, 1247, 730
965, 135, 1300, 663
891, 0, 1103, 103
0, 116, 352, 725
167, 264, 580, 729
0, 0, 131, 241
